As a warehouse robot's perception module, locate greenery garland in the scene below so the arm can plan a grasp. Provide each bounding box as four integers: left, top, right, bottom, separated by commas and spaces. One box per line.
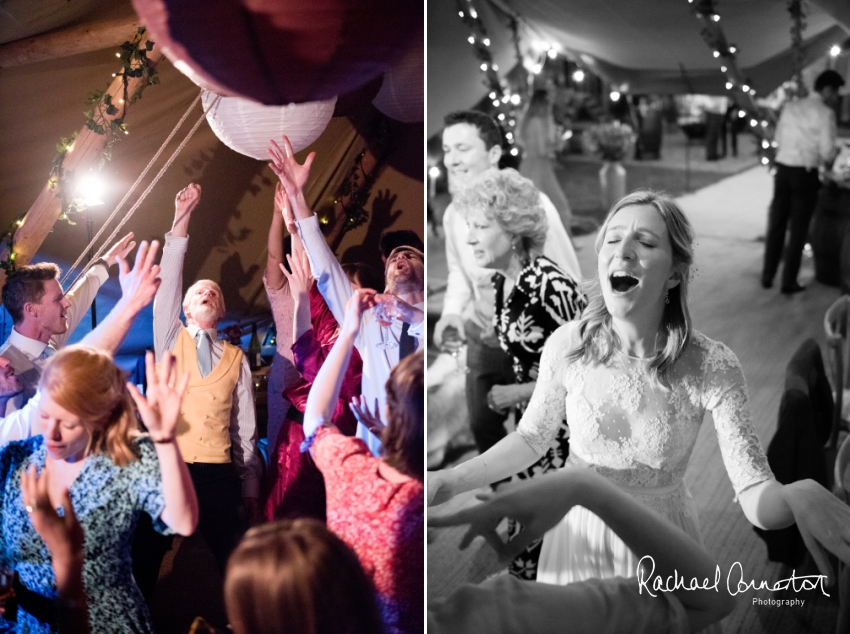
0, 28, 160, 274
787, 0, 808, 98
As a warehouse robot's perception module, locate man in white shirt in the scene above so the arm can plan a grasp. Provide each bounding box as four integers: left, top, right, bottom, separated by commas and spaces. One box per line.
433, 110, 582, 454
267, 136, 425, 456
0, 239, 162, 446
0, 233, 137, 407
762, 69, 845, 294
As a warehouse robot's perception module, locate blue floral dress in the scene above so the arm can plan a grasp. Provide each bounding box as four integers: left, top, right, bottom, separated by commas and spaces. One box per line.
493, 254, 585, 580
0, 436, 172, 633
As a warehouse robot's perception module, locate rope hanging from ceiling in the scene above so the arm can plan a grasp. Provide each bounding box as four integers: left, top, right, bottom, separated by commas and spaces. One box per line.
60, 90, 220, 289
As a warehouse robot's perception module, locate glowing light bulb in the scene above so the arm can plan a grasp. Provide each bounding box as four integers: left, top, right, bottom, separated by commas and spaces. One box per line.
713, 51, 720, 58
761, 157, 769, 165
720, 66, 727, 72
610, 91, 621, 102
831, 45, 841, 57
468, 36, 475, 44
483, 38, 490, 46
498, 113, 506, 121
742, 84, 749, 92
548, 48, 557, 59
480, 63, 488, 71
510, 148, 519, 156
738, 110, 746, 118
750, 119, 758, 127
725, 82, 733, 90
511, 94, 521, 105
428, 166, 441, 179
573, 70, 585, 82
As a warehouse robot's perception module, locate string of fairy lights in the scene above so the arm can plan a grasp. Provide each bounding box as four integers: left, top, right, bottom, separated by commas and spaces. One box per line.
688, 0, 778, 166
455, 0, 522, 157
448, 0, 835, 176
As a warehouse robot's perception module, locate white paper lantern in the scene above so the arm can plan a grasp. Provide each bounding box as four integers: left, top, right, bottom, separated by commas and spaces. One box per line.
202, 91, 337, 160
372, 27, 423, 123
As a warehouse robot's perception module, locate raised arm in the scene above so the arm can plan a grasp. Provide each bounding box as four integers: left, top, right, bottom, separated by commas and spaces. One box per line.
79, 241, 161, 354
127, 351, 198, 536
303, 289, 376, 440
280, 248, 314, 345
429, 468, 735, 633
268, 137, 352, 326
52, 232, 137, 349
153, 184, 201, 362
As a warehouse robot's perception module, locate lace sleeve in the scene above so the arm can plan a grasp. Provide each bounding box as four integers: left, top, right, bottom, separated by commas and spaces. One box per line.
701, 339, 774, 498
516, 324, 572, 455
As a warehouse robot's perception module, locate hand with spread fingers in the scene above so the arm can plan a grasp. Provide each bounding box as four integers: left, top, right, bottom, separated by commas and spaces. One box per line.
103, 233, 137, 268
127, 351, 189, 444
267, 136, 316, 199
274, 182, 298, 235
428, 472, 575, 562
350, 396, 385, 437
279, 248, 313, 299
115, 240, 161, 314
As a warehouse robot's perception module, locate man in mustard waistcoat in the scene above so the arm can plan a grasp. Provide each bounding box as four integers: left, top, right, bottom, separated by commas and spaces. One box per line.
153, 183, 261, 573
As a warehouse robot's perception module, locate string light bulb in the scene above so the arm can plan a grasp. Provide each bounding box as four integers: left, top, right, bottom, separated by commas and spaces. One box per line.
468, 36, 475, 44
483, 38, 490, 46
831, 45, 842, 57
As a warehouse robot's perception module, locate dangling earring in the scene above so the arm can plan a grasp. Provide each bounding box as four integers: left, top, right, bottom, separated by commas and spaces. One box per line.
665, 288, 670, 305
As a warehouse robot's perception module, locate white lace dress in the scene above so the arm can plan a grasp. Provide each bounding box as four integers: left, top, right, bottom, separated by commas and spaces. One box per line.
516, 324, 774, 586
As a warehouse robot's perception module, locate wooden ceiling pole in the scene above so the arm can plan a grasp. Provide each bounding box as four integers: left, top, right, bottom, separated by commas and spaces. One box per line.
0, 15, 142, 68
0, 44, 164, 294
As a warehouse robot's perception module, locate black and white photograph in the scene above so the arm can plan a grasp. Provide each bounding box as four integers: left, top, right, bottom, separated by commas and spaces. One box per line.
425, 1, 850, 633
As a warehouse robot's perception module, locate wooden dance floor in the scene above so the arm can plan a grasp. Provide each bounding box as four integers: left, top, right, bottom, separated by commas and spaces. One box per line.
427, 165, 843, 633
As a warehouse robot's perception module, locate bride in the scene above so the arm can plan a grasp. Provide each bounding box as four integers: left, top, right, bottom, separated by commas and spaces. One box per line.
428, 189, 850, 587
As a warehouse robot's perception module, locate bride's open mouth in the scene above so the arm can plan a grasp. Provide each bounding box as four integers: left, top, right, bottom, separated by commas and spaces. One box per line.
609, 271, 639, 294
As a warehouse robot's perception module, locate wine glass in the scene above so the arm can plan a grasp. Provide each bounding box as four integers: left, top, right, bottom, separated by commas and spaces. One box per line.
440, 326, 468, 374
374, 299, 398, 350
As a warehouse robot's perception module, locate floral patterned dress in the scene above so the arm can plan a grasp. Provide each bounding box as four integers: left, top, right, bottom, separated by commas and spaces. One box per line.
0, 436, 171, 633
517, 324, 773, 593
313, 427, 423, 634
492, 255, 585, 579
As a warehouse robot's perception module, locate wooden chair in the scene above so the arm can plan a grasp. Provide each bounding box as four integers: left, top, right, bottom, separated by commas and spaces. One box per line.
823, 296, 850, 449
833, 433, 850, 634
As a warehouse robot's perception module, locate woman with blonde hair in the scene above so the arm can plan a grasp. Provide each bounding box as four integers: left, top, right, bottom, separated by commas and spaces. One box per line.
429, 189, 850, 598
301, 290, 423, 634
450, 166, 585, 579
0, 347, 198, 633
225, 518, 383, 634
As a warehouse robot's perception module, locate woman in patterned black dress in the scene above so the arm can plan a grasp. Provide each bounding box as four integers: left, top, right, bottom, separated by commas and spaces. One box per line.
0, 347, 198, 633
452, 167, 585, 579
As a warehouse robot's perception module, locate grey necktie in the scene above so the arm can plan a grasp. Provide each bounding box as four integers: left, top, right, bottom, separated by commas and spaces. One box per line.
196, 330, 213, 378
37, 345, 56, 363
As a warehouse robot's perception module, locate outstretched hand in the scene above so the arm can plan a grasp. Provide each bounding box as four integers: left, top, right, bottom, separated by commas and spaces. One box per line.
127, 351, 189, 444
342, 289, 377, 337
21, 465, 84, 564
103, 232, 137, 268
350, 396, 385, 436
267, 136, 315, 198
428, 470, 580, 561
116, 240, 161, 313
279, 248, 313, 297
274, 182, 298, 234
782, 479, 850, 585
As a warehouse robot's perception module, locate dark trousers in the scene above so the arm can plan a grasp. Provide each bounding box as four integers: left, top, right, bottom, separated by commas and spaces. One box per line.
465, 323, 515, 454
188, 461, 246, 574
762, 163, 822, 289
131, 513, 174, 605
